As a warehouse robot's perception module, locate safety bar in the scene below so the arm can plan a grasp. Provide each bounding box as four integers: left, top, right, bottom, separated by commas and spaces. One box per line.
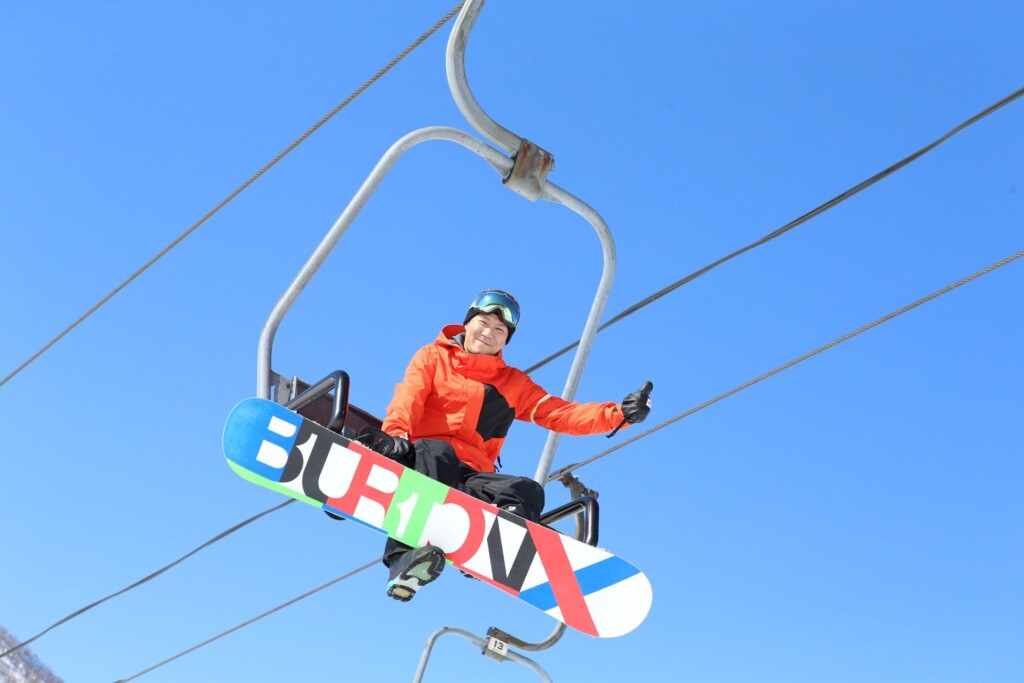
539, 495, 599, 547
283, 370, 350, 433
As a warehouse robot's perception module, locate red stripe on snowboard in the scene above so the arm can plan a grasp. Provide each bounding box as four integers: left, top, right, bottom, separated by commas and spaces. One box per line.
529, 525, 598, 636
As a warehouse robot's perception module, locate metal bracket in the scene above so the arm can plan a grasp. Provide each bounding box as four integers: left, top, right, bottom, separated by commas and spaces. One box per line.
484, 628, 511, 661
270, 372, 293, 405
556, 471, 599, 501
503, 139, 555, 201
285, 370, 351, 433
414, 627, 552, 683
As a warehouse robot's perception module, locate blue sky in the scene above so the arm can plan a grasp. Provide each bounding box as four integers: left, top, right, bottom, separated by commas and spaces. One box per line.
1, 2, 1021, 682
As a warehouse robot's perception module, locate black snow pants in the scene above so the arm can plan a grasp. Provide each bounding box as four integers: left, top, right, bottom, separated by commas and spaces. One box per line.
382, 438, 546, 566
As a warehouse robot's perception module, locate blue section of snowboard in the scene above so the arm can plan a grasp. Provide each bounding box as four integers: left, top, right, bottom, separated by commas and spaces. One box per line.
518, 556, 642, 611
223, 398, 303, 482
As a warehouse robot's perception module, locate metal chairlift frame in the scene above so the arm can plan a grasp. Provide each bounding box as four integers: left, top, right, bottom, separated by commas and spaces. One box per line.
254, 1, 617, 679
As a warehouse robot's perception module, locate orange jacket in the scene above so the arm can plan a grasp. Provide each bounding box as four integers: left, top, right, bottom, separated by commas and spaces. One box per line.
382, 325, 627, 472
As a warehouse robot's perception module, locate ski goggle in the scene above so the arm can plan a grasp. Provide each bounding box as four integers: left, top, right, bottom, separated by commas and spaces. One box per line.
469, 290, 520, 327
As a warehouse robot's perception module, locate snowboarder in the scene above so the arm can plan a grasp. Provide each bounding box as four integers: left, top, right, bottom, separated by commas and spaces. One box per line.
354, 289, 651, 601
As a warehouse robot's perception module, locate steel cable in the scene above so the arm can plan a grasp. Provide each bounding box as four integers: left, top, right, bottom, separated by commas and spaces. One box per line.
525, 85, 1024, 376
0, 500, 295, 661
113, 556, 382, 683
550, 247, 1024, 481
0, 2, 465, 392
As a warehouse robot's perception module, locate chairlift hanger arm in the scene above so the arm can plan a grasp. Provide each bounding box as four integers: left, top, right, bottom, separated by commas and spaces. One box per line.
447, 0, 555, 201
446, 0, 521, 154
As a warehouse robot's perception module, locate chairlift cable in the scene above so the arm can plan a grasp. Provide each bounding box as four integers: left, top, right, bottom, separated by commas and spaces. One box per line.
113, 556, 381, 683
550, 247, 1024, 481
524, 85, 1024, 376
0, 500, 295, 661
0, 2, 465, 392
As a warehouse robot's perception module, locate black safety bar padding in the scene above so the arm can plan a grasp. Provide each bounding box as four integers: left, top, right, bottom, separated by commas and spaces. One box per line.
288, 371, 383, 436
538, 496, 599, 547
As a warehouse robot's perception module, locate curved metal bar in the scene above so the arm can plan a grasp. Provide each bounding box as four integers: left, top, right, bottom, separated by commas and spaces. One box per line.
256, 126, 512, 398
532, 184, 616, 483
413, 627, 553, 683
491, 622, 566, 655
445, 0, 522, 154
284, 370, 350, 433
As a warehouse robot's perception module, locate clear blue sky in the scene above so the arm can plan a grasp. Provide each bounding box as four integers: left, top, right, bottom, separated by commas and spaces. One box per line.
2, 2, 1021, 682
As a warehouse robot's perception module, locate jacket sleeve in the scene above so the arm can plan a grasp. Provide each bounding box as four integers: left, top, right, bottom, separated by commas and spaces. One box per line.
381, 345, 436, 438
514, 373, 626, 436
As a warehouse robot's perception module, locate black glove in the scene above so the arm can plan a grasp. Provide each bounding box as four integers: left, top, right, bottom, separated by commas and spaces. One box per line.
389, 435, 415, 463
621, 383, 652, 424
354, 426, 415, 465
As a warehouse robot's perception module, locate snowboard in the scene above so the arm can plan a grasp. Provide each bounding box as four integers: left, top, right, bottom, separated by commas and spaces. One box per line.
223, 397, 652, 638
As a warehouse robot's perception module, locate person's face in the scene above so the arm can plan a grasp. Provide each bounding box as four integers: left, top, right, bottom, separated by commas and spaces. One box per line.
463, 312, 509, 355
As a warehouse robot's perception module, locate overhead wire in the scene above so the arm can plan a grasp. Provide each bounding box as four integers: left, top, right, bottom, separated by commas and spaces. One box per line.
113, 556, 382, 683
0, 500, 295, 661
550, 247, 1024, 481
0, 2, 465, 392
524, 85, 1024, 376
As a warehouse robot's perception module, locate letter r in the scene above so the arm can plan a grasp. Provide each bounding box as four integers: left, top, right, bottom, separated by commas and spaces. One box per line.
325, 451, 404, 530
